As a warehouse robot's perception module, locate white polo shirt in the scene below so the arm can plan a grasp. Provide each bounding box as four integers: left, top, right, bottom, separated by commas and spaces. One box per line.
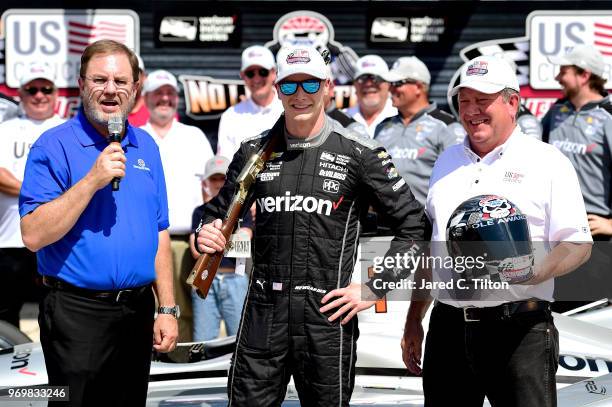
0, 114, 64, 247
344, 98, 397, 138
141, 120, 214, 235
216, 96, 283, 160
426, 126, 592, 307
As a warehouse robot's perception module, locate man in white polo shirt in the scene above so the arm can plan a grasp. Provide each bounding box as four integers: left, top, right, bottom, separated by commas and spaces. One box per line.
344, 54, 397, 138
0, 62, 64, 327
216, 45, 284, 159
402, 56, 592, 406
141, 69, 214, 341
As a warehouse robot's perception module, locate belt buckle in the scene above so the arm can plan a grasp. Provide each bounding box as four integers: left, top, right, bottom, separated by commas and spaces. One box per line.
463, 307, 479, 322
115, 289, 132, 303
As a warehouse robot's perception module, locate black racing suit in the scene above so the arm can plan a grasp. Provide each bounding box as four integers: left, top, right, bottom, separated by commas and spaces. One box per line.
198, 115, 426, 406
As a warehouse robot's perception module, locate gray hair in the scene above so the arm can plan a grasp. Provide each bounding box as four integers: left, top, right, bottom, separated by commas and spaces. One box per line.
501, 88, 520, 120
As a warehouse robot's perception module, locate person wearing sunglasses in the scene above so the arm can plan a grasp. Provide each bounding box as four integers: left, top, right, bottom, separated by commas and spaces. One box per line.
217, 45, 283, 160
195, 45, 427, 406
344, 55, 397, 138
374, 56, 466, 206
0, 62, 64, 330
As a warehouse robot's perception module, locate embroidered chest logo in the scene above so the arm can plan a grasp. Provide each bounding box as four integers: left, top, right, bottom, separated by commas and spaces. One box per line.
257, 192, 344, 216
322, 179, 340, 193
502, 170, 525, 184
257, 161, 282, 182
319, 151, 350, 181
133, 159, 151, 171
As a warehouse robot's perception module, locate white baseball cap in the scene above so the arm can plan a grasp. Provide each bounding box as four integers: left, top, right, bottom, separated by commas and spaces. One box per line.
275, 46, 328, 83
353, 55, 389, 80
241, 45, 276, 72
548, 44, 605, 78
449, 56, 519, 97
20, 62, 55, 87
202, 155, 230, 179
143, 69, 179, 94
384, 56, 431, 85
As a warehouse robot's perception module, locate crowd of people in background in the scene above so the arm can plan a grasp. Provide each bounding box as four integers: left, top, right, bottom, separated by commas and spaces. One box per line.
0, 39, 610, 348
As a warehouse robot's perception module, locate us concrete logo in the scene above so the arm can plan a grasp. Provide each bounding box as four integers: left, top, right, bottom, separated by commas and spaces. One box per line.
2, 9, 139, 88
0, 8, 139, 118
447, 10, 612, 120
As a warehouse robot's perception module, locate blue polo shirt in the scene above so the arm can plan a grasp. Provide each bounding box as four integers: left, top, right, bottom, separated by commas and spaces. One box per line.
19, 109, 169, 290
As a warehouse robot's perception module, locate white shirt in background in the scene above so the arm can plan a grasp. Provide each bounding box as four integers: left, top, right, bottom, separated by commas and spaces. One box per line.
216, 96, 283, 160
141, 120, 214, 235
0, 114, 65, 247
344, 98, 397, 138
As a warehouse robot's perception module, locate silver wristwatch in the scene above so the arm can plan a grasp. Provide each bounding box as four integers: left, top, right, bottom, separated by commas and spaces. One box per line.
158, 305, 181, 319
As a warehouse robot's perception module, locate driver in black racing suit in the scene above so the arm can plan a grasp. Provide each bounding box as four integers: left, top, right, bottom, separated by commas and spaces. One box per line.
195, 46, 427, 406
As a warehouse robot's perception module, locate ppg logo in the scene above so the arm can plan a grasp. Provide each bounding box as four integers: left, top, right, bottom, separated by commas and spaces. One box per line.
323, 179, 340, 193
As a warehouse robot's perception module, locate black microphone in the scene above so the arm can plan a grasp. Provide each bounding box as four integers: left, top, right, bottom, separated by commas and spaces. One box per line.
108, 116, 123, 191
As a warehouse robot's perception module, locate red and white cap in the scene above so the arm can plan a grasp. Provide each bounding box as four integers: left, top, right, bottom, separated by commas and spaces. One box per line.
20, 62, 55, 87
353, 55, 389, 80
241, 45, 276, 72
202, 155, 230, 179
143, 69, 179, 93
275, 46, 328, 83
449, 56, 519, 97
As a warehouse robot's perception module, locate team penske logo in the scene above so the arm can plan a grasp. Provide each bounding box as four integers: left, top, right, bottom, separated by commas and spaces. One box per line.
552, 140, 597, 155
257, 191, 344, 216
320, 150, 350, 165
321, 151, 336, 162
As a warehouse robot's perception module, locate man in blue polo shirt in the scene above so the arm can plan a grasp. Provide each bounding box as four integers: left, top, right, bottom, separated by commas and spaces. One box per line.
19, 40, 177, 407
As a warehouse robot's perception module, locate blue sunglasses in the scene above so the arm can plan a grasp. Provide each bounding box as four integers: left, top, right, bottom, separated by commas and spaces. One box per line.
278, 79, 322, 96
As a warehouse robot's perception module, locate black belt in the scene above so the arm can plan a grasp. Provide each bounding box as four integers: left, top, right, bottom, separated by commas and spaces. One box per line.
170, 234, 190, 242
43, 276, 150, 303
437, 300, 551, 322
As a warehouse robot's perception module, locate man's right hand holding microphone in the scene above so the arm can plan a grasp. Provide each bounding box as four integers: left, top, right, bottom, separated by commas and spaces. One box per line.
85, 141, 126, 191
